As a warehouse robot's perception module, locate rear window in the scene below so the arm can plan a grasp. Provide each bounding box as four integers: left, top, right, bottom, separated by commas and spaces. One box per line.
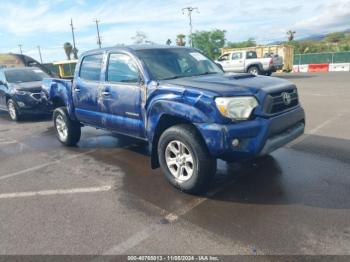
79, 54, 103, 81
246, 51, 257, 59
4, 69, 48, 83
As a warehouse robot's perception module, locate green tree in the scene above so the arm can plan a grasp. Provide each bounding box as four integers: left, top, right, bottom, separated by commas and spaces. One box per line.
226, 38, 257, 48
325, 32, 346, 43
192, 29, 226, 59
176, 34, 186, 46
63, 42, 73, 60
132, 31, 148, 44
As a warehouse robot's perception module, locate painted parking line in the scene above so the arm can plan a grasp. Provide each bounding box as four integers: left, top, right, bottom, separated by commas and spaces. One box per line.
0, 185, 112, 200
104, 183, 232, 254
287, 112, 344, 147
0, 150, 97, 181
0, 139, 17, 145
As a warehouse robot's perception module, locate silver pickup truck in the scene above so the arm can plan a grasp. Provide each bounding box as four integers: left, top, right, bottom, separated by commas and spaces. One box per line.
216, 50, 283, 76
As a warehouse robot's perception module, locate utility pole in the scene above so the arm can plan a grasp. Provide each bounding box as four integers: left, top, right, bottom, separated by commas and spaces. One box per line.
37, 46, 43, 63
18, 44, 23, 54
70, 18, 77, 51
182, 6, 199, 47
70, 18, 79, 59
94, 19, 102, 48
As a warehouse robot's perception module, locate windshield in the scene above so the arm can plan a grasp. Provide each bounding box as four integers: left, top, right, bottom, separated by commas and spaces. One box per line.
4, 68, 48, 83
136, 48, 223, 80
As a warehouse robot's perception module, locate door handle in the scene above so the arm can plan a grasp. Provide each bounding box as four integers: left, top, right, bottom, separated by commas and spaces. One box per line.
74, 87, 80, 93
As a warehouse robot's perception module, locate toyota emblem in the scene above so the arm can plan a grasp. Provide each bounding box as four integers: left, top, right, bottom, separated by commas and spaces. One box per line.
282, 92, 292, 105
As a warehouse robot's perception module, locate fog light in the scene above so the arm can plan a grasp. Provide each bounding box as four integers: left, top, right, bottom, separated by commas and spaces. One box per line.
232, 138, 240, 147
17, 102, 26, 108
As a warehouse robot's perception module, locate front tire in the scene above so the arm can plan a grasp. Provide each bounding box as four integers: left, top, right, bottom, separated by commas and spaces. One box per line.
7, 99, 21, 121
158, 124, 216, 194
53, 107, 81, 146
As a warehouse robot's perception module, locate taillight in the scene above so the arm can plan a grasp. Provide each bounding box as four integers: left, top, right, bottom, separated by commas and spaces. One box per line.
269, 58, 273, 65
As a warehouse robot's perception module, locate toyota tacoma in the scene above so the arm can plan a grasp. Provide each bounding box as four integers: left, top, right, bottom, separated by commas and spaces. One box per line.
42, 45, 305, 194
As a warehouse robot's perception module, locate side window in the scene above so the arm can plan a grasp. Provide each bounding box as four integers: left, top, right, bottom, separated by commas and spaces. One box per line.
218, 54, 230, 61
246, 51, 257, 59
231, 52, 242, 60
107, 53, 139, 83
79, 54, 103, 81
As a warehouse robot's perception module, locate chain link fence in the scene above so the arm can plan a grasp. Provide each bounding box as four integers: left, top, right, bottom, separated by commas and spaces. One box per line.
294, 51, 350, 65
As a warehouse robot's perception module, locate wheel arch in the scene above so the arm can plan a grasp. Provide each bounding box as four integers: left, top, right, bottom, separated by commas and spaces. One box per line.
247, 63, 263, 73
52, 96, 66, 109
150, 114, 208, 169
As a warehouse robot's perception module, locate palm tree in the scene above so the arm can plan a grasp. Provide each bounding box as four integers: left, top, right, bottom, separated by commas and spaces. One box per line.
176, 34, 186, 46
287, 30, 296, 42
63, 42, 73, 60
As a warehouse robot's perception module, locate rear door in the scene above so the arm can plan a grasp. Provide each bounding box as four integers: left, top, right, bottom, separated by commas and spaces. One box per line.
100, 52, 144, 138
72, 53, 104, 126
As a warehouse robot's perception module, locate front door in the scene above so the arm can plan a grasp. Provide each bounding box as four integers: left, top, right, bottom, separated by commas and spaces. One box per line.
230, 52, 244, 72
100, 52, 143, 138
72, 53, 104, 127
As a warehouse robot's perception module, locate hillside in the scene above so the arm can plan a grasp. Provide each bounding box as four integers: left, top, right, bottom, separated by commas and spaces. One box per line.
286, 30, 350, 54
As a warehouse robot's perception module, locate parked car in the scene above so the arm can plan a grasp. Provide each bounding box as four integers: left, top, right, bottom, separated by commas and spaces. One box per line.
42, 45, 305, 194
216, 50, 283, 76
0, 67, 52, 121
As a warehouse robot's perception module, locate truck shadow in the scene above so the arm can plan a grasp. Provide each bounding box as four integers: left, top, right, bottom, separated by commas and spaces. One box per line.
0, 111, 51, 123
210, 134, 350, 210
71, 131, 350, 211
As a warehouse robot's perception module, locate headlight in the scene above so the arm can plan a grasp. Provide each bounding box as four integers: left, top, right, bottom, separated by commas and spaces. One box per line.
215, 96, 258, 120
15, 90, 31, 96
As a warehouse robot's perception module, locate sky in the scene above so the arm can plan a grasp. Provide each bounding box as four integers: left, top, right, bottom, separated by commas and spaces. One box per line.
0, 0, 349, 63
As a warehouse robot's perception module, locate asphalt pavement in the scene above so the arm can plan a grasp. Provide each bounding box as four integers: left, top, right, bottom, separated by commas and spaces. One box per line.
0, 72, 349, 255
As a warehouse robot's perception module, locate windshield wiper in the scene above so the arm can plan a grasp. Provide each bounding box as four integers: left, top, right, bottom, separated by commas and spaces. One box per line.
160, 75, 182, 80
193, 72, 219, 76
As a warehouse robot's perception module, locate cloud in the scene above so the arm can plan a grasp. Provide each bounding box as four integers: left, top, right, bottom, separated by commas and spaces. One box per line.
294, 0, 350, 36
1, 0, 350, 61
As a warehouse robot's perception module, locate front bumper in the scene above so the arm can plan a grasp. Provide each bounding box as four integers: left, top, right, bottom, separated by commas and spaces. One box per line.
14, 93, 53, 115
195, 106, 305, 161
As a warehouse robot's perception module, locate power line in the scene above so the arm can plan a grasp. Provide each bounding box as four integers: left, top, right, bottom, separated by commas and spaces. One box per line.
182, 6, 199, 47
94, 19, 102, 49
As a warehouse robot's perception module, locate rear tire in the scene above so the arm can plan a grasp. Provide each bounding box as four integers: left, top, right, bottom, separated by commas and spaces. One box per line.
53, 107, 81, 146
265, 71, 272, 76
158, 124, 216, 194
248, 66, 260, 76
7, 99, 21, 121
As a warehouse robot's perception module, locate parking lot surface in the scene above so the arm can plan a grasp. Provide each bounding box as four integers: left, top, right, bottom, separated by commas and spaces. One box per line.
0, 72, 349, 255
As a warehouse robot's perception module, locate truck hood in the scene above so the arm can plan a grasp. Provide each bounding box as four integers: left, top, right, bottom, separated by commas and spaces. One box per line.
160, 73, 295, 96
10, 81, 42, 93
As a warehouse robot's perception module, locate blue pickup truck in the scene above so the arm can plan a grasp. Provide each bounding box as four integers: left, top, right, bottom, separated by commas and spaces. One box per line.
42, 45, 305, 194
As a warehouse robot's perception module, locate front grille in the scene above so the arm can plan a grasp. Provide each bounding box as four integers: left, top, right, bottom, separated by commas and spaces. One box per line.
264, 88, 299, 114
31, 93, 42, 100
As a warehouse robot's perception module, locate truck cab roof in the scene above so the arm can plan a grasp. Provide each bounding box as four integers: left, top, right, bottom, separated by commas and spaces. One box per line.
81, 45, 193, 56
